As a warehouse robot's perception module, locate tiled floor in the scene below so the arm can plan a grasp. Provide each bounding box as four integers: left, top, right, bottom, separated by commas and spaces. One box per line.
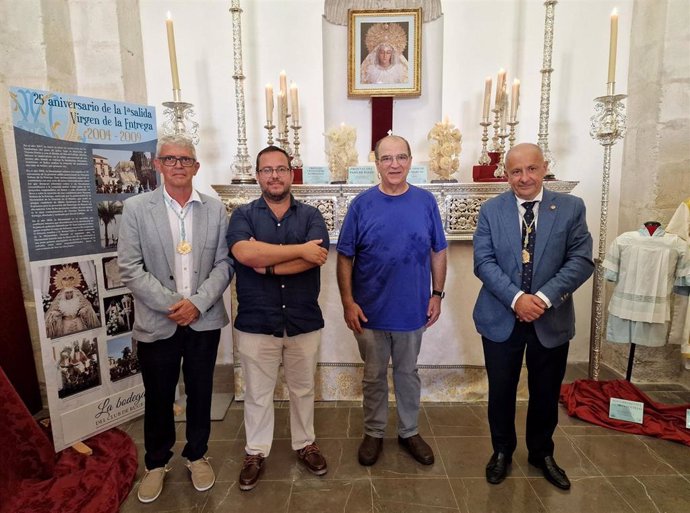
119, 364, 690, 512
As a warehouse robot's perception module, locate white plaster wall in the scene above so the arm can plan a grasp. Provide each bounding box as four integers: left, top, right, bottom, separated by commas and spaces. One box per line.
139, 0, 633, 363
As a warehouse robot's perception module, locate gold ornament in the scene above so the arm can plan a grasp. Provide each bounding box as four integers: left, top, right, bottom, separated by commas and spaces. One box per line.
365, 22, 407, 54
52, 265, 83, 290
177, 240, 192, 255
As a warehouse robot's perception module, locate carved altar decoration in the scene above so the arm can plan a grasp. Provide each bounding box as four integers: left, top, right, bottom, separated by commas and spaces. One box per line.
324, 124, 359, 183
427, 118, 462, 182
213, 180, 578, 241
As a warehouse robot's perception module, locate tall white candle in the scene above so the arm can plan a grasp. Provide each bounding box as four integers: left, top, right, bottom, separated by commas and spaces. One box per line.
510, 79, 520, 121
495, 69, 506, 107
279, 70, 287, 99
290, 82, 299, 125
482, 77, 492, 121
265, 84, 274, 123
165, 12, 181, 91
608, 9, 619, 83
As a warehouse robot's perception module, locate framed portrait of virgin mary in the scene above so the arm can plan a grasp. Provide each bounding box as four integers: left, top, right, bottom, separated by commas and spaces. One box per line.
348, 8, 422, 97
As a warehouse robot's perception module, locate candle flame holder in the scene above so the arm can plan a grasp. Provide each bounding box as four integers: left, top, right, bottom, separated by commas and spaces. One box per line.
162, 101, 199, 144
494, 129, 509, 178
291, 121, 303, 168
478, 121, 491, 165
265, 121, 275, 146
588, 85, 627, 380
507, 120, 519, 149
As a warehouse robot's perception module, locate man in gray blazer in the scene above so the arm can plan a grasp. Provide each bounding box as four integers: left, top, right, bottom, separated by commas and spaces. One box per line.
473, 143, 593, 490
118, 134, 233, 503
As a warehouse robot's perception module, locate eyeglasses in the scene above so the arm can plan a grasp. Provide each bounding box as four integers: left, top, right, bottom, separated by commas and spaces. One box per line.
378, 154, 410, 166
258, 166, 291, 176
158, 155, 196, 167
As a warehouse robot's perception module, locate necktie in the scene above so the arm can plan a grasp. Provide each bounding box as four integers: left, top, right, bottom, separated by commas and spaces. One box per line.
520, 201, 536, 293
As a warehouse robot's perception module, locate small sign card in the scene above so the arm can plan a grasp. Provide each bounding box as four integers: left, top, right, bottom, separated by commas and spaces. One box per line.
348, 165, 376, 184
408, 164, 428, 184
609, 398, 644, 424
303, 166, 331, 184
686, 409, 689, 429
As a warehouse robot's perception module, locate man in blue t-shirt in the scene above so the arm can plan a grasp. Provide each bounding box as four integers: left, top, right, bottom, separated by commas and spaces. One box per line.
336, 135, 448, 467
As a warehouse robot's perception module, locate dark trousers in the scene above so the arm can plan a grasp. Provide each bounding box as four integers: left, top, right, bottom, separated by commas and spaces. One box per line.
137, 326, 220, 470
482, 321, 569, 459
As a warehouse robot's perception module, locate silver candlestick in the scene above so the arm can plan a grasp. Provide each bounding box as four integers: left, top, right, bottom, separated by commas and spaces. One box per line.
507, 120, 519, 149
229, 0, 254, 184
162, 101, 199, 144
291, 121, 303, 168
265, 121, 275, 146
538, 0, 558, 178
588, 83, 627, 380
494, 129, 509, 178
490, 108, 501, 151
478, 121, 491, 165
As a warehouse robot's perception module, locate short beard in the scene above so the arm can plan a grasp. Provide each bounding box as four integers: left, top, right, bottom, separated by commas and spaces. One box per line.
262, 185, 290, 203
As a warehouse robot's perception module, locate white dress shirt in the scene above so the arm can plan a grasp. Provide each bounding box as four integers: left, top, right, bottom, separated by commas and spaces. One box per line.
163, 187, 201, 298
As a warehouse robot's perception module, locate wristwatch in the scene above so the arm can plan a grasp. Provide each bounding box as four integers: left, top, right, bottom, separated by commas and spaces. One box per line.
431, 290, 445, 299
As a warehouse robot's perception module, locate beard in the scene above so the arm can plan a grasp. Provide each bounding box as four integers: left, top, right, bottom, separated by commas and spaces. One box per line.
261, 181, 290, 203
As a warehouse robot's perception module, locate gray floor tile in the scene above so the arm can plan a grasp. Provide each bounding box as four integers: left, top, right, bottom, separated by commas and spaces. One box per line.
202, 480, 291, 513
637, 436, 690, 474
450, 477, 547, 513
435, 436, 500, 479
424, 404, 489, 436
513, 437, 601, 478
288, 479, 373, 513
370, 477, 460, 512
606, 475, 690, 513
530, 476, 635, 513
571, 435, 677, 476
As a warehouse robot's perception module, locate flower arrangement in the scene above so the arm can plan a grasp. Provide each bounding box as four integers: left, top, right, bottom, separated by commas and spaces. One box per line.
325, 124, 359, 183
428, 119, 462, 181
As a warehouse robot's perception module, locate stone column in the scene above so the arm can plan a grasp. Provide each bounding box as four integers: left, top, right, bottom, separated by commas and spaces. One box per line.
602, 0, 690, 387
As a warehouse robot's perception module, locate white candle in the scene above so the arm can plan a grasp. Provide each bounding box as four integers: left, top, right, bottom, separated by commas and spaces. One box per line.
278, 91, 287, 132
279, 70, 287, 99
290, 82, 299, 125
165, 12, 181, 91
265, 84, 274, 123
495, 69, 506, 107
608, 9, 618, 83
482, 77, 492, 121
510, 79, 520, 121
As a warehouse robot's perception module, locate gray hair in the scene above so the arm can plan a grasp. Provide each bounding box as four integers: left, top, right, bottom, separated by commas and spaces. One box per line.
156, 134, 196, 159
374, 135, 412, 159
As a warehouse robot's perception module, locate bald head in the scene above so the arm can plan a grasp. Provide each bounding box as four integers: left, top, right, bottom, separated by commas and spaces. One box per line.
505, 143, 548, 201
374, 135, 411, 159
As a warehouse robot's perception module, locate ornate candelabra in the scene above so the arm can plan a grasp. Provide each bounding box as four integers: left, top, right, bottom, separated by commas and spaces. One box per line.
291, 121, 303, 168
588, 83, 627, 380
478, 121, 491, 165
161, 100, 199, 144
490, 107, 501, 151
538, 0, 558, 178
229, 0, 254, 184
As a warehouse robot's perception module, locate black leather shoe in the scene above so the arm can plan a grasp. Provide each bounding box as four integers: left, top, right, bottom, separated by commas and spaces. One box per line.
358, 435, 383, 466
239, 453, 265, 491
485, 452, 511, 484
297, 442, 328, 476
528, 455, 571, 490
398, 434, 434, 465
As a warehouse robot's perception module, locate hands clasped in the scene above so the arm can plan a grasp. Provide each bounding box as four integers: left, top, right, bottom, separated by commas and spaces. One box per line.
514, 294, 547, 323
168, 298, 200, 326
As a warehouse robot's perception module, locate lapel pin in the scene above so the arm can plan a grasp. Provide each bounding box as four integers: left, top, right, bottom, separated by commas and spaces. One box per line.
550, 204, 556, 210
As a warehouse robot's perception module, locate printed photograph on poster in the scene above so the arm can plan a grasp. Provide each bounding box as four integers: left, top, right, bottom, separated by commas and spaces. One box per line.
102, 256, 123, 290
107, 336, 140, 383
40, 261, 101, 339
93, 148, 157, 194
54, 336, 101, 399
104, 292, 134, 336
97, 200, 123, 249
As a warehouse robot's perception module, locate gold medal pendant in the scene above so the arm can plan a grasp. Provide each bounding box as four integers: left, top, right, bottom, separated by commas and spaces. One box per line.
177, 240, 192, 255
522, 249, 530, 264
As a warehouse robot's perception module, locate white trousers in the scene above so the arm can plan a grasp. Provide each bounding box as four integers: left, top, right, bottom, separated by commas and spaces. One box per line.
237, 329, 321, 456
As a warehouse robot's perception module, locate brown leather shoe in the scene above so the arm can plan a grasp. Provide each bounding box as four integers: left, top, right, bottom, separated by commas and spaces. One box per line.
358, 435, 383, 466
296, 442, 328, 475
398, 434, 434, 465
239, 453, 265, 491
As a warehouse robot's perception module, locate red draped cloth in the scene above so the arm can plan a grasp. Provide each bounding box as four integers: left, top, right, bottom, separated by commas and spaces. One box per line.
560, 379, 690, 446
0, 366, 138, 513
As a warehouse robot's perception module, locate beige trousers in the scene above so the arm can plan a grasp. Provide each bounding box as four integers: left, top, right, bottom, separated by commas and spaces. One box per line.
237, 329, 321, 456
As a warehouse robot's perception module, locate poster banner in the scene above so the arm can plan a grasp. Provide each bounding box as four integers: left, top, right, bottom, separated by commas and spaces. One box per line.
10, 86, 158, 451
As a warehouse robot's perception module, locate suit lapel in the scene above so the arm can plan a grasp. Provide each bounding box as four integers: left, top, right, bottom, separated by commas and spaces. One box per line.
192, 195, 208, 292
498, 192, 523, 269
534, 188, 557, 268
150, 188, 175, 275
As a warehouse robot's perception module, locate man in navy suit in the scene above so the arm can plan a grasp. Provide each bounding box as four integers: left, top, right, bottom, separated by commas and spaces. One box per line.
473, 143, 593, 489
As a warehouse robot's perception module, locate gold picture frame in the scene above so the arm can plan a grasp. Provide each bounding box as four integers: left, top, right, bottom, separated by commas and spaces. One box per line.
348, 8, 422, 97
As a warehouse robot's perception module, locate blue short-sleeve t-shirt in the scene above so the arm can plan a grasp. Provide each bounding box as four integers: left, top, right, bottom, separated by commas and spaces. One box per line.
336, 185, 447, 331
